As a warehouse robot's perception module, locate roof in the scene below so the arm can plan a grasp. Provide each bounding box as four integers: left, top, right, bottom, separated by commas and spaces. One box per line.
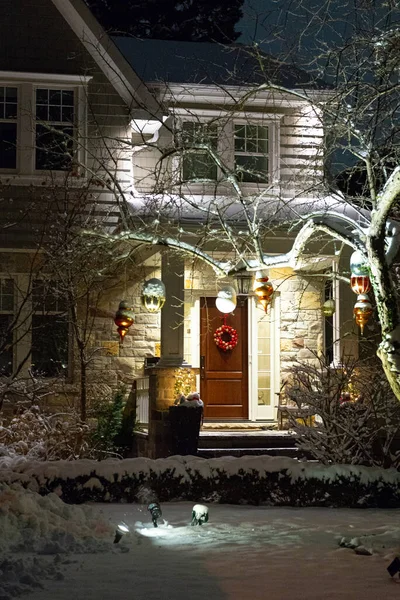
50, 0, 161, 117
112, 37, 326, 89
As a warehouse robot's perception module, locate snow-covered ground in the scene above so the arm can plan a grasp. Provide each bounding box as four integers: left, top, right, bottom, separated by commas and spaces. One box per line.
3, 483, 400, 600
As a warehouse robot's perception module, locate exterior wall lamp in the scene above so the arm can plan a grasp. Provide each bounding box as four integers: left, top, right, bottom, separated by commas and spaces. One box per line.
234, 270, 254, 296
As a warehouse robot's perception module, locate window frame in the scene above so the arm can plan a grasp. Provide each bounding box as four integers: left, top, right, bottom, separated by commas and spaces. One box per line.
180, 120, 219, 183
34, 87, 76, 172
31, 279, 70, 379
0, 86, 18, 171
0, 273, 72, 381
0, 277, 15, 376
234, 123, 270, 184
173, 109, 281, 191
0, 71, 91, 182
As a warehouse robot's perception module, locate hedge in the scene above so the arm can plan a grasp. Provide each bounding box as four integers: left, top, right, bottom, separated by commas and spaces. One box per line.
1, 455, 400, 507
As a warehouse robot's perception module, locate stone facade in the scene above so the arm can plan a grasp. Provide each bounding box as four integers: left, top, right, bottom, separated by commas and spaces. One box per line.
270, 267, 324, 376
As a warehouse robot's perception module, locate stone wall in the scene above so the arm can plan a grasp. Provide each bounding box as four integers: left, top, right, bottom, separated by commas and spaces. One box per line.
271, 267, 324, 377
86, 272, 161, 390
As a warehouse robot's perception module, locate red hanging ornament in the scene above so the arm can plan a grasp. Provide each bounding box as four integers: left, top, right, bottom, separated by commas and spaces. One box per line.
114, 300, 134, 343
350, 275, 371, 295
213, 315, 238, 352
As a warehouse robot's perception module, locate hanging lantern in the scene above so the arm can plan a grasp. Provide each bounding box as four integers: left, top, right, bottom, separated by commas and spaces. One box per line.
216, 285, 237, 314
353, 293, 373, 335
142, 278, 166, 313
350, 250, 369, 276
254, 276, 274, 313
114, 300, 134, 343
322, 298, 336, 317
234, 270, 254, 296
350, 275, 371, 295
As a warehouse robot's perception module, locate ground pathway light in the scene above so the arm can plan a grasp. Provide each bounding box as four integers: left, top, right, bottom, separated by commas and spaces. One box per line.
387, 556, 400, 578
191, 504, 209, 526
113, 522, 130, 544
148, 502, 163, 528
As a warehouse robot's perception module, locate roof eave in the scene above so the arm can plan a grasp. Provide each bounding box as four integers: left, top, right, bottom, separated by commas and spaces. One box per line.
50, 0, 163, 120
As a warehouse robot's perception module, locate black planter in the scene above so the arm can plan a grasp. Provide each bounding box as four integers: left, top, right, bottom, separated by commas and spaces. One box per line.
169, 405, 203, 455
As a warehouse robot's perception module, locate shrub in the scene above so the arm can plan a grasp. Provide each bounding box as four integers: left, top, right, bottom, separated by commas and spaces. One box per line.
283, 354, 400, 468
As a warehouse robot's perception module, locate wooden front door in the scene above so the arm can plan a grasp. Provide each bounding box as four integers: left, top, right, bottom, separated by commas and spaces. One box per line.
200, 297, 248, 419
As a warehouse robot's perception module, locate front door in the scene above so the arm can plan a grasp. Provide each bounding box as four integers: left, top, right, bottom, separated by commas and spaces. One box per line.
200, 297, 248, 419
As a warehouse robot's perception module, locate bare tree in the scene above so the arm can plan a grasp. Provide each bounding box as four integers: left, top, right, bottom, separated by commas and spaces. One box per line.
79, 4, 400, 401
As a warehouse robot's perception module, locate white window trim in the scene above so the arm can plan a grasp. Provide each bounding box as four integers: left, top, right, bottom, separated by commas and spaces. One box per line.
172, 109, 281, 193
0, 72, 91, 185
249, 293, 280, 422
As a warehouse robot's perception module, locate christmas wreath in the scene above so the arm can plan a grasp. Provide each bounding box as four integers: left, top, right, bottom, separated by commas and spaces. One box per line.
213, 324, 238, 352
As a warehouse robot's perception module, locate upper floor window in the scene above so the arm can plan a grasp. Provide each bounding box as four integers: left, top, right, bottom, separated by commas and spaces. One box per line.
178, 117, 276, 186
35, 88, 75, 171
0, 73, 91, 178
181, 121, 218, 182
234, 124, 269, 183
0, 87, 18, 169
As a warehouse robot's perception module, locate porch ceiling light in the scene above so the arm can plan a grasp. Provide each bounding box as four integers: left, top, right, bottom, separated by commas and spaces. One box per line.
234, 270, 254, 296
216, 285, 237, 314
142, 278, 166, 313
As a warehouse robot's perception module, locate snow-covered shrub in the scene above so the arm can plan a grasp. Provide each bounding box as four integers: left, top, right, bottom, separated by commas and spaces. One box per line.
0, 405, 90, 460
283, 355, 400, 467
2, 456, 400, 508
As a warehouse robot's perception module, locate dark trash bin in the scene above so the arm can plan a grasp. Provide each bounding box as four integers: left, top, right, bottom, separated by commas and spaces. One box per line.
169, 405, 203, 455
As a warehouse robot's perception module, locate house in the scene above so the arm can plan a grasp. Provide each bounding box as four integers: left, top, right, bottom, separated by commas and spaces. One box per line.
0, 0, 364, 457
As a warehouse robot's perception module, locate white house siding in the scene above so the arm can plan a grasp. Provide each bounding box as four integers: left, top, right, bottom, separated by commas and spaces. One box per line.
280, 106, 324, 186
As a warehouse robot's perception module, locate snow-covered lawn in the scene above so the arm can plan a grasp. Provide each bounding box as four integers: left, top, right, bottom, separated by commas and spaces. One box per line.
3, 483, 400, 600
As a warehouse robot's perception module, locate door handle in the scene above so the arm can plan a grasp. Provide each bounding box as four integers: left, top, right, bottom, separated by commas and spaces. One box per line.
200, 355, 205, 379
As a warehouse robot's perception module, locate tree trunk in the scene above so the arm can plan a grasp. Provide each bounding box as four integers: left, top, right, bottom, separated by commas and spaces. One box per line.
367, 223, 400, 401
79, 346, 87, 422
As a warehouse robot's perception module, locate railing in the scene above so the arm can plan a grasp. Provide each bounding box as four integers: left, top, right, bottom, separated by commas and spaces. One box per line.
135, 376, 150, 426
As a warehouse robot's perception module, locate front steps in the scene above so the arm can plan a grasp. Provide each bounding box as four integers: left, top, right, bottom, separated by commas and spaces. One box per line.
197, 429, 305, 459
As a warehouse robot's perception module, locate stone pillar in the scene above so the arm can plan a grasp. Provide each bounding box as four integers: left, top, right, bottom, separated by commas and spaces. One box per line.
147, 254, 192, 458
156, 253, 189, 368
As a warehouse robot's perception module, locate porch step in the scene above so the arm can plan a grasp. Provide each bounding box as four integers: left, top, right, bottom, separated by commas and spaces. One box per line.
197, 447, 301, 459
198, 432, 297, 450
197, 431, 304, 458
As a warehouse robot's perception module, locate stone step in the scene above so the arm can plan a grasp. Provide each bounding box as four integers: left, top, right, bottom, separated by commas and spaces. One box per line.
197, 447, 302, 458
198, 433, 298, 450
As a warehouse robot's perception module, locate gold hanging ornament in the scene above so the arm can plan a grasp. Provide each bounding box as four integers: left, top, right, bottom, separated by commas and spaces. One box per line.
353, 293, 373, 335
254, 276, 274, 313
114, 300, 134, 343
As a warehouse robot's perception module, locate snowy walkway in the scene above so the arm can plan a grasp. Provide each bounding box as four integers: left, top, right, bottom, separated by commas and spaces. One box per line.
23, 502, 400, 600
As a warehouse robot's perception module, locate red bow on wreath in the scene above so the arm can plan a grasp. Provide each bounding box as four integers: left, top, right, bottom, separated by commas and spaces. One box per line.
213, 315, 239, 352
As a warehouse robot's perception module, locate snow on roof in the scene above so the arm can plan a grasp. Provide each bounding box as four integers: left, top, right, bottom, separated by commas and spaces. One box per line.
112, 37, 324, 89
